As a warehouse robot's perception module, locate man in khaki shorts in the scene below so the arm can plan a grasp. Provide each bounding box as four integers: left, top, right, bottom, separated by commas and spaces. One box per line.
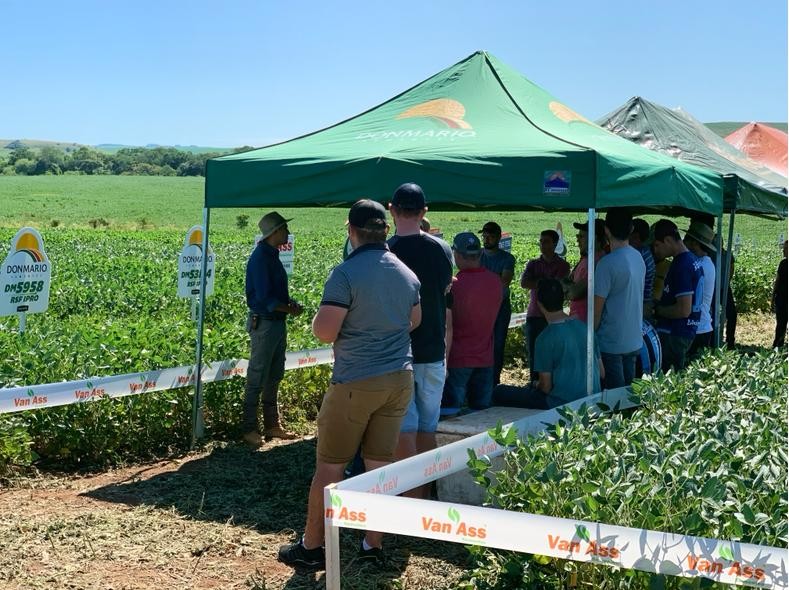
278, 199, 422, 569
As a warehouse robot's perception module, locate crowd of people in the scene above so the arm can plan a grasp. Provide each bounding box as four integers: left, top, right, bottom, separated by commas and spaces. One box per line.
240, 182, 778, 570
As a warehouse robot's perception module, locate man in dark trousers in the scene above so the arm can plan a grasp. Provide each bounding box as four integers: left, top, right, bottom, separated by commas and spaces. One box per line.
243, 212, 303, 446
652, 219, 703, 372
479, 221, 516, 385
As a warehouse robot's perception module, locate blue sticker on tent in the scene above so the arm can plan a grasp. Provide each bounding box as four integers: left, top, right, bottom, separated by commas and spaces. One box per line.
544, 171, 571, 195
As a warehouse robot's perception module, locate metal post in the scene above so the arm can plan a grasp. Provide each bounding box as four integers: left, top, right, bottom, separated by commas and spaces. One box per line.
191, 207, 211, 447
18, 312, 26, 335
722, 210, 736, 347
713, 213, 723, 348
586, 208, 596, 395
324, 484, 341, 590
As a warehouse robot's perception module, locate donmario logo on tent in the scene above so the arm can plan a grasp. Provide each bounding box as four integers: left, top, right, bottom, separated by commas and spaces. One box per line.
421, 506, 487, 542
325, 493, 367, 527
355, 98, 476, 141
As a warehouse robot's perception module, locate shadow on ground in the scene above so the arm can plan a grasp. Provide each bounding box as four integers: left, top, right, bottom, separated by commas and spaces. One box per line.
84, 440, 468, 589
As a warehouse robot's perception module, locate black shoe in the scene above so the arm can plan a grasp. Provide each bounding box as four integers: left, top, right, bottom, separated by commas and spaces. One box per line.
278, 540, 325, 569
358, 542, 386, 566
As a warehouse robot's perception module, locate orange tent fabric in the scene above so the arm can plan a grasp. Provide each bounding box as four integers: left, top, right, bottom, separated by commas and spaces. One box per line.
725, 123, 788, 178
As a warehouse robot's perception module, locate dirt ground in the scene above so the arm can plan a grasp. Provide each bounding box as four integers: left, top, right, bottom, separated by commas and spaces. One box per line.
0, 437, 469, 590
0, 313, 778, 590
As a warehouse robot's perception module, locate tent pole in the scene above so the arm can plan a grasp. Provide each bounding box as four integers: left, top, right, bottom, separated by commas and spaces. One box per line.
586, 208, 596, 396
713, 212, 724, 348
722, 209, 736, 348
191, 207, 211, 448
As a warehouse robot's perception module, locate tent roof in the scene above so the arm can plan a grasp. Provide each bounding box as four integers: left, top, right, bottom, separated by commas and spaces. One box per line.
206, 51, 722, 214
598, 97, 786, 217
725, 123, 788, 179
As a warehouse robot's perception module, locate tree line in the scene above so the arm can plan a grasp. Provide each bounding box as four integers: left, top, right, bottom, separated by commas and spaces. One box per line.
0, 144, 252, 177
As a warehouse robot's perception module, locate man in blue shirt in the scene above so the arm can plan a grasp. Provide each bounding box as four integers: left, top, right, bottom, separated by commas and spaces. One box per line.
493, 279, 602, 408
243, 212, 304, 446
594, 208, 645, 388
652, 219, 703, 372
479, 221, 516, 385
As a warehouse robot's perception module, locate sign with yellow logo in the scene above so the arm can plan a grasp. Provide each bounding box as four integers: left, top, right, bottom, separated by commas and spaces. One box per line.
0, 227, 51, 316
177, 225, 215, 298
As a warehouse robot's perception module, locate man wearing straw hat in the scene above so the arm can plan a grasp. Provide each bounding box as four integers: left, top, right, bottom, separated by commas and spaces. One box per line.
242, 212, 303, 446
684, 220, 716, 358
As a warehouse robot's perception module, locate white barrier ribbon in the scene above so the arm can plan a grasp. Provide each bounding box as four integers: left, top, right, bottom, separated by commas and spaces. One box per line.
0, 347, 335, 414
0, 314, 526, 414
326, 490, 787, 588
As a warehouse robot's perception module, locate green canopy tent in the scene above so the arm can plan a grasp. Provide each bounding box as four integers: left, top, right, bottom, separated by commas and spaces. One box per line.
192, 51, 724, 442
598, 96, 787, 347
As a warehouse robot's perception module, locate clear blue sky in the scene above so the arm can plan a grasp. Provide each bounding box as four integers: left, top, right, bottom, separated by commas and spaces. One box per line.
3, 0, 786, 147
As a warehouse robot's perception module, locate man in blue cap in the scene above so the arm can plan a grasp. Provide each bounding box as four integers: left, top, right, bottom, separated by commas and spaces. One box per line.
441, 232, 502, 417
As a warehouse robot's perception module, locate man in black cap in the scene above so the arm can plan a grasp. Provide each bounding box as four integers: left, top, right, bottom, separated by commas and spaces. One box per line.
479, 221, 516, 385
387, 183, 453, 498
243, 212, 303, 446
279, 199, 421, 569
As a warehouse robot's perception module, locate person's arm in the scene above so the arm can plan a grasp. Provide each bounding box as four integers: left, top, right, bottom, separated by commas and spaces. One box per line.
655, 294, 692, 319
598, 357, 605, 382
500, 269, 514, 288
312, 305, 348, 343
273, 301, 303, 315
410, 303, 422, 332
567, 278, 587, 300
444, 308, 453, 364
537, 372, 552, 394
593, 295, 605, 330
520, 261, 538, 289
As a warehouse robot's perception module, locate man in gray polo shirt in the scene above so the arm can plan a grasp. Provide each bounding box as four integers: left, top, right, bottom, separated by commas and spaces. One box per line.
278, 199, 421, 570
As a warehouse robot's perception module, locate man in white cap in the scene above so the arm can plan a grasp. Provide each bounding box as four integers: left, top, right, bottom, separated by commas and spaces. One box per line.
243, 212, 303, 446
684, 220, 716, 358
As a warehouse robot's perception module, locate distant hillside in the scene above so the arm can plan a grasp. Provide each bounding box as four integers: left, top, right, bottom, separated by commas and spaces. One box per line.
1, 138, 86, 155
95, 144, 231, 154
1, 139, 231, 156
705, 122, 788, 138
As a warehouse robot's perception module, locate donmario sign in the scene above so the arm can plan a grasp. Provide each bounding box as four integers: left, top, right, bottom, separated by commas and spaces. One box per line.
0, 227, 51, 317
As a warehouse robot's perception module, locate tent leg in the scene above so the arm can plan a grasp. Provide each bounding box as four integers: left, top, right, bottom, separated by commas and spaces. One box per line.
191, 207, 211, 448
713, 213, 723, 348
586, 208, 596, 395
721, 210, 736, 348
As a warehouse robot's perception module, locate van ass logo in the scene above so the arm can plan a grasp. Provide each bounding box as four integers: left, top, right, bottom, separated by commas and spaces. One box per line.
129, 374, 157, 393
75, 381, 107, 400
367, 469, 398, 494
424, 450, 452, 478
546, 525, 620, 559
13, 388, 47, 408
324, 494, 366, 524
685, 545, 766, 582
421, 506, 486, 541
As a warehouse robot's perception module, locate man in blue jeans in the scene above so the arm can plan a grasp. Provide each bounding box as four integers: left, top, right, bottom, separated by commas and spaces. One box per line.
387, 183, 453, 499
593, 208, 645, 389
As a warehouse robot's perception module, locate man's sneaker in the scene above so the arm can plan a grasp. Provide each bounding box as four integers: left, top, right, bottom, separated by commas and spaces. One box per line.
242, 431, 263, 447
278, 540, 325, 569
358, 542, 386, 565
